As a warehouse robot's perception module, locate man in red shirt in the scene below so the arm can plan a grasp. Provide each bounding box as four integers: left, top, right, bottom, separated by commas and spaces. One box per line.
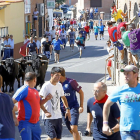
107, 21, 124, 63
84, 23, 90, 40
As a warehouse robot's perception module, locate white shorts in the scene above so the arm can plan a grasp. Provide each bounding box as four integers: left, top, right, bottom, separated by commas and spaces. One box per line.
78, 46, 83, 51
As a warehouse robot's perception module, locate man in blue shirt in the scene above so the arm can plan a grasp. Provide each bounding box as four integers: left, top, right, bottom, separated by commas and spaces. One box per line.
3, 35, 11, 60
93, 23, 99, 40
79, 28, 87, 49
8, 35, 14, 57
99, 24, 105, 40
89, 19, 94, 33
103, 65, 140, 140
85, 82, 121, 140
59, 67, 84, 140
51, 35, 63, 63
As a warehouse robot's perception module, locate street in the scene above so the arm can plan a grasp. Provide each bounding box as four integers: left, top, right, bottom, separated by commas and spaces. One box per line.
15, 31, 109, 140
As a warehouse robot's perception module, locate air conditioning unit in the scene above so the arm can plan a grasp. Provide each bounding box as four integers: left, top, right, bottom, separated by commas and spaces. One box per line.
36, 3, 44, 16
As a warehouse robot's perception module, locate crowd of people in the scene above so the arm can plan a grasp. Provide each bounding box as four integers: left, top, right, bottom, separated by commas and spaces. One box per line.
1, 2, 140, 140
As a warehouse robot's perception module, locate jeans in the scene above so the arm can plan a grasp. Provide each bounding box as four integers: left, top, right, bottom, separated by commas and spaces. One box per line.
121, 131, 140, 140
10, 49, 13, 57
18, 121, 41, 140
3, 49, 10, 60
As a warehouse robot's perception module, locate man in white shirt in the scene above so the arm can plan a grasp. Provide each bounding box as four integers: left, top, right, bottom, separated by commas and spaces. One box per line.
39, 67, 71, 140
34, 36, 41, 54
60, 28, 67, 49
106, 40, 114, 81
24, 35, 29, 44
8, 35, 14, 57
81, 19, 87, 28
50, 26, 56, 40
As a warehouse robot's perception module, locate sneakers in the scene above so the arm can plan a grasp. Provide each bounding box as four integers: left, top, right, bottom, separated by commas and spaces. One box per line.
57, 61, 59, 64
107, 77, 111, 81
78, 131, 83, 140
79, 56, 81, 58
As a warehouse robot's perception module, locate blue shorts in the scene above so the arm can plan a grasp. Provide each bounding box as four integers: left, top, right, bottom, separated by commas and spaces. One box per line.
130, 49, 140, 59
43, 51, 50, 59
18, 121, 41, 140
44, 118, 62, 139
70, 39, 75, 45
120, 131, 140, 140
61, 107, 79, 131
113, 42, 124, 51
90, 26, 93, 29
62, 39, 66, 45
94, 33, 98, 35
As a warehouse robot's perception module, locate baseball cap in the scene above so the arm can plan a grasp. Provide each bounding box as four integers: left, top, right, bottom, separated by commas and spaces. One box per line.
120, 65, 139, 73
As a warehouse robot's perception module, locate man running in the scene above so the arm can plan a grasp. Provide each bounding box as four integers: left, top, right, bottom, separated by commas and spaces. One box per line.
99, 24, 105, 40
68, 28, 76, 52
93, 23, 99, 40
39, 67, 71, 140
59, 67, 84, 140
75, 32, 85, 58
84, 23, 90, 40
79, 28, 87, 49
60, 28, 67, 49
89, 19, 94, 33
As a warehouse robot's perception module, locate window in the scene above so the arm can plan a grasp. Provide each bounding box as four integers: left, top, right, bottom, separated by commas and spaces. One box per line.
90, 0, 102, 7
0, 27, 8, 37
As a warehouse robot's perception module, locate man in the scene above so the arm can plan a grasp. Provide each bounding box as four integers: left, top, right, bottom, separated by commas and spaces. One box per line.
85, 82, 121, 140
24, 34, 29, 44
79, 28, 87, 49
39, 67, 71, 140
99, 24, 105, 40
103, 65, 140, 140
59, 67, 84, 140
89, 19, 94, 33
51, 35, 63, 63
128, 24, 140, 66
8, 35, 14, 57
84, 23, 90, 40
106, 40, 114, 81
93, 23, 99, 40
107, 21, 124, 64
42, 37, 51, 60
120, 26, 133, 65
12, 72, 51, 140
34, 36, 41, 54
81, 19, 87, 28
26, 37, 38, 55
50, 26, 56, 41
0, 75, 18, 140
3, 35, 11, 60
78, 20, 82, 31
94, 7, 98, 17
45, 27, 52, 45
90, 8, 94, 19
98, 17, 102, 26
68, 28, 76, 52
60, 23, 65, 30
60, 28, 67, 49
41, 34, 46, 45
75, 32, 85, 58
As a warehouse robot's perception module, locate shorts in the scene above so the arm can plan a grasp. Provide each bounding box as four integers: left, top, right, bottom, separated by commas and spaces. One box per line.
90, 26, 93, 29
43, 51, 50, 59
18, 121, 41, 140
113, 42, 124, 51
33, 17, 37, 20
100, 31, 104, 35
130, 49, 140, 59
54, 50, 60, 54
120, 131, 140, 140
62, 39, 66, 45
107, 59, 112, 67
61, 108, 79, 131
94, 33, 98, 35
78, 46, 83, 51
70, 39, 75, 45
44, 118, 62, 139
86, 32, 90, 35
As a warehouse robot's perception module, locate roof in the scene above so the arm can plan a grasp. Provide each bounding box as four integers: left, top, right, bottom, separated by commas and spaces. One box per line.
0, 0, 23, 6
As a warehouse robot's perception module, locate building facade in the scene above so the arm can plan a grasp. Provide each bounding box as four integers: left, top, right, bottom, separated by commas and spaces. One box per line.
65, 0, 78, 6
114, 0, 140, 26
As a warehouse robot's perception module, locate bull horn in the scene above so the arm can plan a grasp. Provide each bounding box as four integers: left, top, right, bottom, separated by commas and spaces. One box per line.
14, 60, 21, 63
1, 60, 5, 62
38, 55, 43, 58
41, 60, 48, 62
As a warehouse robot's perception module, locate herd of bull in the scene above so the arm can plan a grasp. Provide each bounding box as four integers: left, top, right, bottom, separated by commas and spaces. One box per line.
0, 54, 48, 93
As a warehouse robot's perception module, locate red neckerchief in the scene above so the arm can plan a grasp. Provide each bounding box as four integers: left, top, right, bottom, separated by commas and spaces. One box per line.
93, 94, 108, 105
112, 6, 117, 14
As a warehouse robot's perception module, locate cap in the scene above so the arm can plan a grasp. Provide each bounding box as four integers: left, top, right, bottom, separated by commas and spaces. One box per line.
120, 65, 139, 73
34, 36, 37, 39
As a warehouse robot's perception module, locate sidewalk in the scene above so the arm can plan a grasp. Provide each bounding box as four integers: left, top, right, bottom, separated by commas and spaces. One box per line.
49, 43, 79, 63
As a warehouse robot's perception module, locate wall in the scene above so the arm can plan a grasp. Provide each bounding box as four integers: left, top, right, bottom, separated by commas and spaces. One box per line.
65, 0, 78, 6
0, 9, 5, 27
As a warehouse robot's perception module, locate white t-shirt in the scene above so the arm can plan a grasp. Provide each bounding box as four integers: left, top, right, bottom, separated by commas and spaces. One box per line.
81, 21, 87, 28
39, 81, 64, 120
34, 11, 39, 18
90, 8, 93, 13
60, 32, 67, 39
35, 40, 41, 49
24, 39, 29, 44
45, 31, 52, 41
107, 45, 114, 60
51, 30, 56, 39
41, 38, 46, 45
